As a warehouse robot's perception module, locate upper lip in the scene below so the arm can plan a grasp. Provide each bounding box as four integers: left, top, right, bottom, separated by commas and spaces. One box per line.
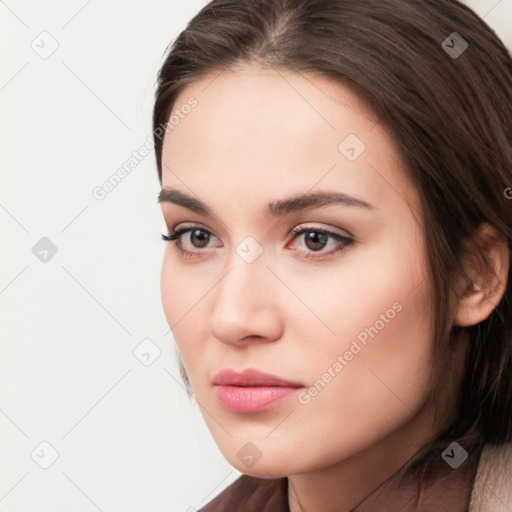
212, 368, 303, 387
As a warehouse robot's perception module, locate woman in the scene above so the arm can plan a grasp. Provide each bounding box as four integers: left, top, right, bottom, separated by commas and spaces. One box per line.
153, 0, 512, 510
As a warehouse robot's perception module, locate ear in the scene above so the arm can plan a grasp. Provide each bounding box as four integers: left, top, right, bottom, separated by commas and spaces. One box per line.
454, 223, 510, 327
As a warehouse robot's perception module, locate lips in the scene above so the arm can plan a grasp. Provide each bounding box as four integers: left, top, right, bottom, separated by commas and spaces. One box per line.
212, 368, 303, 388
212, 368, 303, 413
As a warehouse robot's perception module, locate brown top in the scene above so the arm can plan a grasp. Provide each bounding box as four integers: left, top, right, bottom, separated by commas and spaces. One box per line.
198, 434, 485, 512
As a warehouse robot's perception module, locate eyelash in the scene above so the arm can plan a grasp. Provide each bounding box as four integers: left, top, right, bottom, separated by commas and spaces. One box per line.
161, 224, 354, 260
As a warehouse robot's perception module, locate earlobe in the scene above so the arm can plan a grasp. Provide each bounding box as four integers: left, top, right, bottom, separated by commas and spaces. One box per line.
453, 223, 509, 328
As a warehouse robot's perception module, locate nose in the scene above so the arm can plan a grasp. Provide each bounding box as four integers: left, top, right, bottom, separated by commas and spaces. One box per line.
208, 252, 284, 346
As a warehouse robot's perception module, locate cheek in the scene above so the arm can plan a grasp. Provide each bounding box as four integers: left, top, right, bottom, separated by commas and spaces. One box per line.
160, 250, 204, 327
284, 289, 433, 471
160, 256, 192, 358
160, 255, 209, 377
293, 237, 432, 401
333, 296, 432, 409
160, 256, 179, 326
318, 273, 432, 435
287, 233, 429, 360
295, 281, 432, 407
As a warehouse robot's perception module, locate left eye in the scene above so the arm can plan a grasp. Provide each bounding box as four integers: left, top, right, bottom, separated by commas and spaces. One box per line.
288, 227, 354, 257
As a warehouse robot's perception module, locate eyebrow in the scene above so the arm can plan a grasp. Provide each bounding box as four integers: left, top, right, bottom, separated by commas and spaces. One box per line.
157, 187, 374, 216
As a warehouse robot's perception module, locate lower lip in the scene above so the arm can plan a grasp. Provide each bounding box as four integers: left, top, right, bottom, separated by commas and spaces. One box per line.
214, 385, 301, 413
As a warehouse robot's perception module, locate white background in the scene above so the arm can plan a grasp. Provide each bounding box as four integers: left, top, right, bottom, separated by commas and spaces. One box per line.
1, 1, 511, 511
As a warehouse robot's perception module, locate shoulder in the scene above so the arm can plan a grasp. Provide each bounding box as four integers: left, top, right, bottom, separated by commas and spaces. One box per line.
470, 442, 512, 512
198, 474, 288, 512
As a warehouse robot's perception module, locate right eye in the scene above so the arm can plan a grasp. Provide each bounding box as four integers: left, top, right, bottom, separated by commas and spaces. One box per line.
161, 225, 222, 258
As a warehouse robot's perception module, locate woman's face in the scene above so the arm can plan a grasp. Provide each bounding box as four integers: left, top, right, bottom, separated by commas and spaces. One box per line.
159, 63, 437, 477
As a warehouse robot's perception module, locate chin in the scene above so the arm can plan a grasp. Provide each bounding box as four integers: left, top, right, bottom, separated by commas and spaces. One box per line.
220, 438, 314, 478
231, 459, 292, 479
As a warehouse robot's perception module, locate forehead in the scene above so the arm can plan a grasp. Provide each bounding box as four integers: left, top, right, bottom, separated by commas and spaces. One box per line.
160, 63, 418, 216
163, 64, 373, 160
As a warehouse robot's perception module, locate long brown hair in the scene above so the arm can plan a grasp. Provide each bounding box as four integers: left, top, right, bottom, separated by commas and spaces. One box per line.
153, 0, 512, 468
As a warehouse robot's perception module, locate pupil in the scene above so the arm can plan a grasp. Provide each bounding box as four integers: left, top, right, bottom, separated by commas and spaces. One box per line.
191, 229, 209, 248
306, 231, 327, 251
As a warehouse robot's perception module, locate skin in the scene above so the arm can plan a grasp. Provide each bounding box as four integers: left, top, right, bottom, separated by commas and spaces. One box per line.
158, 63, 506, 512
